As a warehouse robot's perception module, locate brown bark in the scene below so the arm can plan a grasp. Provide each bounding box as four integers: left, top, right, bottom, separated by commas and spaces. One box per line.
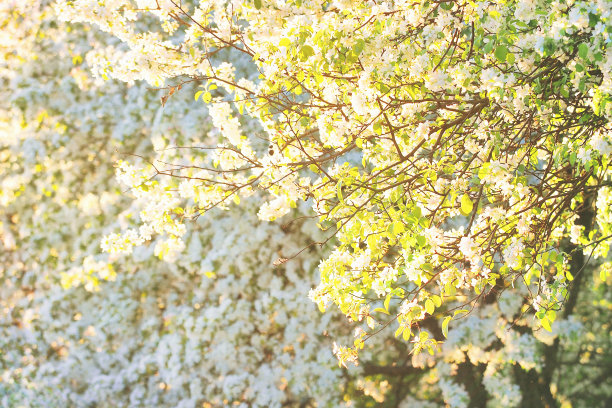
514, 192, 597, 408
456, 358, 489, 408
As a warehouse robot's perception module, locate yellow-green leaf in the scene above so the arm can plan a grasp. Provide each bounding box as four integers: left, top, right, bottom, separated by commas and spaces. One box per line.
425, 298, 435, 315
442, 316, 451, 338
384, 294, 391, 312
392, 221, 405, 235
460, 193, 473, 215
432, 295, 442, 307
402, 328, 411, 341
541, 317, 552, 332
373, 307, 390, 315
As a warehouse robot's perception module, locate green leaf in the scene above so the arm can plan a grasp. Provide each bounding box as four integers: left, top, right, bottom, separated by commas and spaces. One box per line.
194, 91, 204, 101
460, 194, 473, 216
425, 298, 435, 315
300, 45, 315, 61
373, 121, 382, 135
278, 38, 291, 47
352, 39, 365, 55
254, 0, 262, 9
415, 235, 426, 247
442, 316, 452, 338
494, 45, 508, 62
578, 43, 589, 60
336, 181, 344, 203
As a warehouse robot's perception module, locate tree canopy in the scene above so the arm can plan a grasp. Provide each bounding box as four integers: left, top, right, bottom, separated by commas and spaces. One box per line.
1, 0, 611, 407
56, 0, 612, 361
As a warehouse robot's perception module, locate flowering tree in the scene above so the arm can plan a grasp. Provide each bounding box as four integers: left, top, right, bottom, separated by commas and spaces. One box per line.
0, 2, 357, 406
1, 0, 611, 407
57, 0, 612, 360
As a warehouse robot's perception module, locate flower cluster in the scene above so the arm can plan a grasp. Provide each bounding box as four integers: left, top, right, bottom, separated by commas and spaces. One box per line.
1, 1, 611, 406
